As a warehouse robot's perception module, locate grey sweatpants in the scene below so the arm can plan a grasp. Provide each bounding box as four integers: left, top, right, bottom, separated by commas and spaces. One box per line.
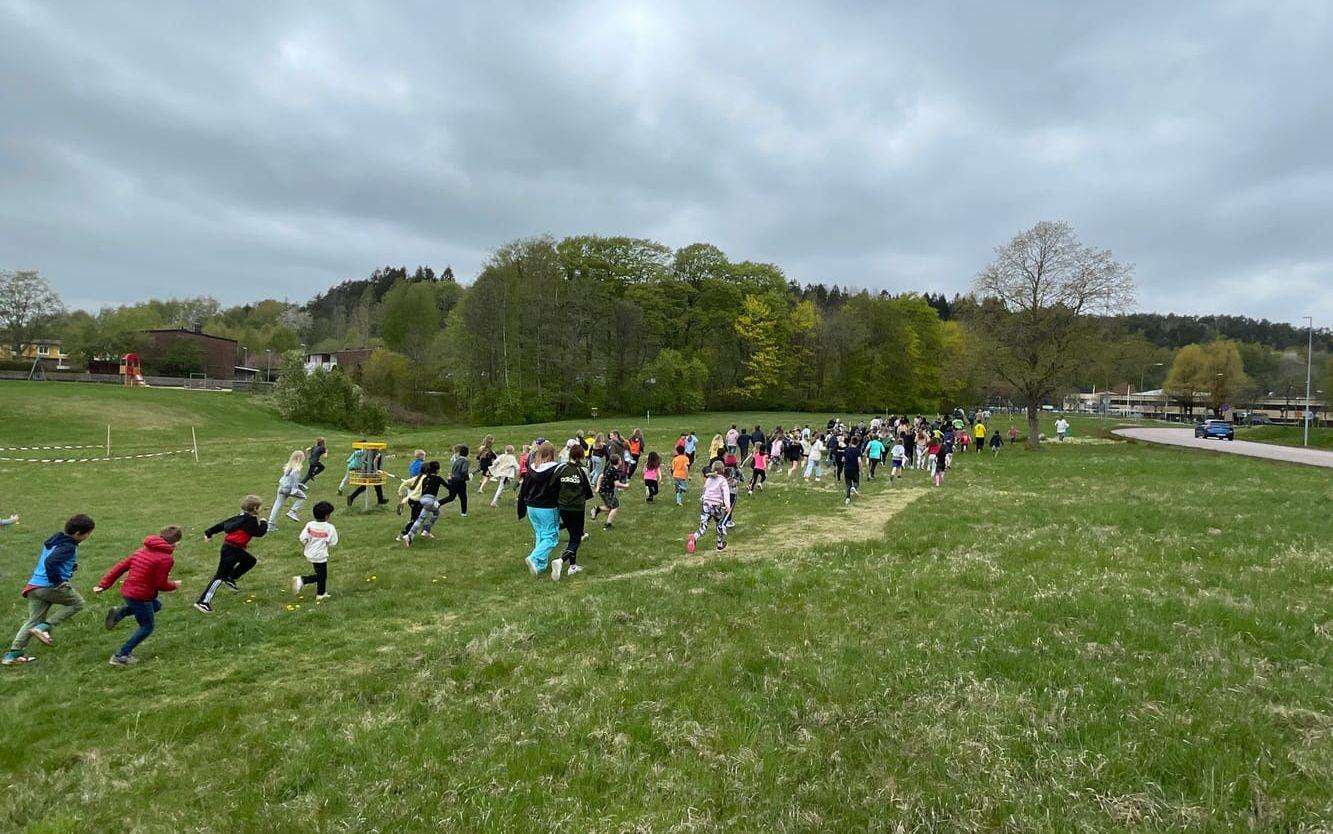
9, 585, 85, 652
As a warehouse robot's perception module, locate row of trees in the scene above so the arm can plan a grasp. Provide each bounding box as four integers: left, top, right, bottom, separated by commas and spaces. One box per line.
4, 228, 1330, 439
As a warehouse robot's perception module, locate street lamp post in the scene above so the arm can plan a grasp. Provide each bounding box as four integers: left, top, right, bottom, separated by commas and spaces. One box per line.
241, 346, 248, 369
1137, 362, 1164, 419
1303, 316, 1314, 447
265, 349, 272, 382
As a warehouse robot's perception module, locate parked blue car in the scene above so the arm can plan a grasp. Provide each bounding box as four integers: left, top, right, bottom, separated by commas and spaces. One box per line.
1194, 419, 1235, 440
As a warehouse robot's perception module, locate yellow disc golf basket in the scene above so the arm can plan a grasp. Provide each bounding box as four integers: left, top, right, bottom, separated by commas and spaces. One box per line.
349, 441, 387, 508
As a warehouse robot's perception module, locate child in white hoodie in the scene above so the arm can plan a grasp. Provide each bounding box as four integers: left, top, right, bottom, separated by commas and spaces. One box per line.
293, 501, 338, 600
488, 445, 519, 508
686, 461, 731, 554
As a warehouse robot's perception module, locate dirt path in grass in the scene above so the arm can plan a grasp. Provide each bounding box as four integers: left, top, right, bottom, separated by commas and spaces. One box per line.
1114, 427, 1333, 469
603, 483, 930, 582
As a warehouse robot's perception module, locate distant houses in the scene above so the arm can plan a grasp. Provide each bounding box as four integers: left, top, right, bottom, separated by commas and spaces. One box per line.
0, 339, 70, 369
304, 348, 374, 376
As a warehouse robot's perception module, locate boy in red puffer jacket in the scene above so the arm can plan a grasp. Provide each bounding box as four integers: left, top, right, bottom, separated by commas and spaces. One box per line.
94, 526, 183, 666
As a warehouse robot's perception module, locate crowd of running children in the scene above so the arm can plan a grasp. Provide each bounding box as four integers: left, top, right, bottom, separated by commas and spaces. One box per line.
1, 411, 1014, 668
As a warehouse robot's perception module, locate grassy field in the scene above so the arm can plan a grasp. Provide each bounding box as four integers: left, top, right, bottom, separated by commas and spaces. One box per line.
1234, 424, 1333, 451
1, 382, 1330, 832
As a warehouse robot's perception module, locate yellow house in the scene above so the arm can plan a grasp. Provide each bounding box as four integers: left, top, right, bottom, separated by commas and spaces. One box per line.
0, 339, 70, 369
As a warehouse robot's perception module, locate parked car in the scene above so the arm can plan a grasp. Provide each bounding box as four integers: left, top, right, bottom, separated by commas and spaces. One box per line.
1194, 419, 1235, 440
1243, 414, 1274, 426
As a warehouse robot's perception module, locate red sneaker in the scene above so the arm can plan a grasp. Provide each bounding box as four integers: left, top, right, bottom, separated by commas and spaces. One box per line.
686, 534, 696, 554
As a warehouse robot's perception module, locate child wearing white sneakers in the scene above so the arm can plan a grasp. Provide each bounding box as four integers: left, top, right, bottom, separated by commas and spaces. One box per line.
293, 501, 338, 601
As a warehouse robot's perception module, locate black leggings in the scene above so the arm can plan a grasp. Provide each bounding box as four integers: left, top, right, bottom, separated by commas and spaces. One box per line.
748, 469, 766, 489
301, 562, 328, 595
646, 479, 660, 501
301, 461, 325, 484
558, 508, 586, 564
400, 501, 422, 535
869, 459, 879, 478
439, 479, 468, 514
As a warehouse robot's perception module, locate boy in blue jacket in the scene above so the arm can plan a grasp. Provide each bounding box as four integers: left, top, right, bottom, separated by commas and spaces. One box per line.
2, 514, 96, 666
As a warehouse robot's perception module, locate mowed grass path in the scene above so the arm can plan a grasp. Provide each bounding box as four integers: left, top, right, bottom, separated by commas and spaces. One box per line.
0, 383, 1330, 832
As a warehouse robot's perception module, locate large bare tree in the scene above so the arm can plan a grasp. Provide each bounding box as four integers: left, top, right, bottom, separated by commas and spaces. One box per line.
972, 222, 1136, 449
0, 270, 65, 353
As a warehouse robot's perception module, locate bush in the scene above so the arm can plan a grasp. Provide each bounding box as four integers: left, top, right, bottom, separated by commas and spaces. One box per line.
273, 358, 387, 434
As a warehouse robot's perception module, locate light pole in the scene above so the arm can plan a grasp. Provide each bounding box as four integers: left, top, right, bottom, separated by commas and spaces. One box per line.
241, 346, 248, 370
265, 349, 272, 382
1137, 362, 1164, 419
1303, 316, 1314, 447
1214, 372, 1225, 420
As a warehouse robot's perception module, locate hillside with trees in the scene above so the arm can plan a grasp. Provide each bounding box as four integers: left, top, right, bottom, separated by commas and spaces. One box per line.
2, 230, 1328, 424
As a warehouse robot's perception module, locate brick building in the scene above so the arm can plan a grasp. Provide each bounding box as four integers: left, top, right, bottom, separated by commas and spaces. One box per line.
142, 328, 239, 380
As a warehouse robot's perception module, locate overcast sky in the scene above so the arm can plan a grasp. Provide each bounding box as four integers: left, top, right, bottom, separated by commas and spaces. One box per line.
2, 1, 1331, 326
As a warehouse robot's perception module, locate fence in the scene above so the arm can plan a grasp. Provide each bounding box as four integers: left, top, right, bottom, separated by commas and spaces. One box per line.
0, 370, 275, 393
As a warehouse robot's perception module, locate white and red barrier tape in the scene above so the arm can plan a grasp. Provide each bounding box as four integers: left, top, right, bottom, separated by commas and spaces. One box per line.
0, 444, 107, 451
0, 449, 194, 463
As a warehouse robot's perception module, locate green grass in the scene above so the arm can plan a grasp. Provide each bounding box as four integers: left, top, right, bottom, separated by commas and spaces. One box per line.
1, 382, 1331, 832
1234, 424, 1333, 451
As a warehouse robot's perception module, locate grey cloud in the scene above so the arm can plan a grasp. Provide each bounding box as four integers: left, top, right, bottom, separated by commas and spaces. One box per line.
1, 0, 1330, 324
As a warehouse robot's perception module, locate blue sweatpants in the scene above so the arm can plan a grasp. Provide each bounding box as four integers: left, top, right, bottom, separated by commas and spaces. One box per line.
526, 507, 560, 573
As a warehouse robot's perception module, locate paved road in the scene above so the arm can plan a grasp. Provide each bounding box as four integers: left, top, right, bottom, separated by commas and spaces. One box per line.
1113, 427, 1333, 469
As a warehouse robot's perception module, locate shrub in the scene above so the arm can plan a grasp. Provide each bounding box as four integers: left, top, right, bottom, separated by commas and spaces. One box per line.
273, 355, 386, 433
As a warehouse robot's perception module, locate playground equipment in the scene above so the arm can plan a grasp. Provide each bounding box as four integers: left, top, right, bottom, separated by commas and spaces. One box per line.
349, 441, 388, 508
121, 353, 148, 387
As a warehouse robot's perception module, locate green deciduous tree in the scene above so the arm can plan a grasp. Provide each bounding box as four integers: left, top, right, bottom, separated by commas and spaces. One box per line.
0, 270, 65, 352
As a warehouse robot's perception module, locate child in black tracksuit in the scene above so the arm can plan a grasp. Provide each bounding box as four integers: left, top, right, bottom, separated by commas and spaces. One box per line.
195, 495, 268, 613
553, 446, 595, 578
439, 445, 470, 517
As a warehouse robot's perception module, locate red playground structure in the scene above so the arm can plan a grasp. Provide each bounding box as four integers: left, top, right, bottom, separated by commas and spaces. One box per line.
120, 353, 148, 387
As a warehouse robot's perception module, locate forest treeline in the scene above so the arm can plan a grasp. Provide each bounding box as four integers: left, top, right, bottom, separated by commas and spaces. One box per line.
26, 234, 1333, 423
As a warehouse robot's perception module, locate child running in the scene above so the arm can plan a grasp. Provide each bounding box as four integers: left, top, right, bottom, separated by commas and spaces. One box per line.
744, 446, 767, 495
687, 461, 731, 554
439, 445, 470, 517
267, 449, 308, 530
489, 445, 519, 507
842, 435, 863, 505
195, 496, 267, 613
671, 445, 690, 506
301, 437, 327, 485
2, 514, 95, 666
96, 525, 182, 666
591, 453, 629, 530
722, 453, 742, 528
642, 451, 662, 502
865, 434, 885, 480
932, 439, 948, 487
336, 443, 366, 495
552, 445, 594, 580
475, 439, 497, 494
400, 461, 444, 546
889, 437, 906, 481
293, 501, 338, 600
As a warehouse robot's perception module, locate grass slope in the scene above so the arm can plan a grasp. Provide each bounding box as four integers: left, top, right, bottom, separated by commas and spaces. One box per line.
1234, 425, 1333, 451
0, 382, 1330, 832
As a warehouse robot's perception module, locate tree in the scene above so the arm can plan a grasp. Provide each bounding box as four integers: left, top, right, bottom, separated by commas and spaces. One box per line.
1164, 344, 1209, 418
733, 294, 783, 402
1164, 340, 1249, 417
0, 270, 65, 352
380, 280, 441, 363
971, 222, 1136, 449
157, 339, 205, 377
